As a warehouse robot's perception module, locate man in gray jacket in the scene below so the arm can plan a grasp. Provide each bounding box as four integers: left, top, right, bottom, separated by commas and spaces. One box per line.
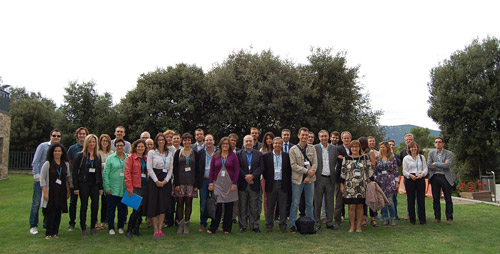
427, 137, 454, 224
314, 130, 338, 231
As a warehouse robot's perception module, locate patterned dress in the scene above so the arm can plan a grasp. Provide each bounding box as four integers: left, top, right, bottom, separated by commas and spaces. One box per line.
373, 156, 398, 197
340, 154, 374, 204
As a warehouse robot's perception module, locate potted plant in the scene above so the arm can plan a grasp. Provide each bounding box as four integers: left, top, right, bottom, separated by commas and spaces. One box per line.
459, 180, 492, 202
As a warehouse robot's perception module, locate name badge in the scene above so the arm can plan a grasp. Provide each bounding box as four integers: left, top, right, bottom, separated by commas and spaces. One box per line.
89, 168, 96, 173
162, 169, 169, 173
304, 161, 310, 167
248, 166, 251, 171
55, 179, 62, 185
354, 171, 361, 177
120, 172, 124, 177
382, 170, 387, 175
185, 167, 191, 172
141, 173, 146, 178
221, 170, 226, 177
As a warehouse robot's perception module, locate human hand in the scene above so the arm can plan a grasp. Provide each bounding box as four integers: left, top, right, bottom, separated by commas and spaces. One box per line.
231, 185, 237, 191
340, 184, 345, 194
307, 169, 315, 177
304, 177, 311, 184
175, 186, 181, 191
43, 192, 49, 201
35, 178, 40, 182
106, 190, 111, 195
128, 191, 133, 197
156, 181, 163, 188
208, 184, 214, 191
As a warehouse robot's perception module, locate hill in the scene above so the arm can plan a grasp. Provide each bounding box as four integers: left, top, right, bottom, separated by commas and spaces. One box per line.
383, 124, 440, 145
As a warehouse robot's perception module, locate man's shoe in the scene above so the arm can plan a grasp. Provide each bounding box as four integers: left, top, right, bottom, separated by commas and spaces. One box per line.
253, 228, 261, 233
326, 224, 334, 229
240, 228, 247, 233
118, 228, 124, 234
290, 227, 297, 233
266, 227, 272, 232
333, 223, 340, 230
67, 225, 75, 232
447, 220, 453, 225
81, 230, 88, 238
199, 225, 206, 232
90, 228, 97, 235
433, 219, 441, 223
29, 227, 39, 235
109, 229, 116, 235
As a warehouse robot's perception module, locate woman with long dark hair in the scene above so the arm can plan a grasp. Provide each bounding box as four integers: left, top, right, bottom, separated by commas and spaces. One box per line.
40, 143, 70, 239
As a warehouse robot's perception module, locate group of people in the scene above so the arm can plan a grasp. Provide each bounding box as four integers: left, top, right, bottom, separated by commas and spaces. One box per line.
29, 125, 454, 239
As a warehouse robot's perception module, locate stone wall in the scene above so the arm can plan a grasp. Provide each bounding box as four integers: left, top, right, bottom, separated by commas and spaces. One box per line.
0, 112, 11, 180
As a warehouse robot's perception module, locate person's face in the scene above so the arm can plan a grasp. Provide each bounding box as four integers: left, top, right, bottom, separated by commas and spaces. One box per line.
281, 131, 291, 142
298, 130, 309, 144
146, 140, 154, 151
368, 138, 376, 149
265, 135, 273, 145
172, 135, 181, 146
250, 129, 259, 138
409, 145, 418, 155
140, 133, 150, 141
100, 137, 109, 148
404, 135, 414, 145
229, 137, 237, 148
136, 143, 145, 156
434, 139, 445, 150
273, 139, 283, 153
379, 144, 388, 155
195, 130, 204, 143
319, 132, 329, 144
53, 146, 62, 160
330, 134, 339, 145
50, 131, 61, 144
342, 134, 351, 146
166, 134, 173, 146
115, 142, 125, 153
350, 144, 360, 155
388, 142, 396, 152
77, 129, 87, 143
115, 127, 125, 139
244, 136, 254, 150
221, 140, 230, 152
307, 133, 315, 144
157, 136, 166, 149
88, 137, 96, 151
205, 135, 215, 149
182, 137, 192, 147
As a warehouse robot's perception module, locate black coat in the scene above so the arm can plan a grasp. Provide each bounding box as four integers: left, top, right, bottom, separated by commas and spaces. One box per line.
236, 149, 264, 192
262, 151, 292, 193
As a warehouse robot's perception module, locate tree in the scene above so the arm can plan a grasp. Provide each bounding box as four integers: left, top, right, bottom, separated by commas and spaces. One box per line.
428, 37, 500, 182
117, 64, 209, 140
8, 87, 62, 151
58, 81, 118, 147
398, 126, 435, 150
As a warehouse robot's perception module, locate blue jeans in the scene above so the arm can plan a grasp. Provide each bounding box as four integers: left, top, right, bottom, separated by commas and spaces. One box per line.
381, 194, 396, 219
393, 193, 398, 218
29, 181, 44, 228
199, 178, 209, 227
289, 181, 314, 228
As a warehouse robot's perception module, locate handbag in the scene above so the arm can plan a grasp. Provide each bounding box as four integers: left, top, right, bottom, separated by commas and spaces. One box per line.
296, 216, 316, 234
204, 191, 217, 220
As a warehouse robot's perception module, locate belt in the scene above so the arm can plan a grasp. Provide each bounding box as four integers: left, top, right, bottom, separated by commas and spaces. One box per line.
274, 180, 282, 182
321, 175, 331, 178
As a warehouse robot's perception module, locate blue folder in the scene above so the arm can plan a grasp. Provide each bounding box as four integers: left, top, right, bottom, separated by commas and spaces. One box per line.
121, 190, 143, 210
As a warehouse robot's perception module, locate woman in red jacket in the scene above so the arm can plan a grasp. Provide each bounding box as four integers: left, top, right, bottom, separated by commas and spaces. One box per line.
124, 139, 148, 238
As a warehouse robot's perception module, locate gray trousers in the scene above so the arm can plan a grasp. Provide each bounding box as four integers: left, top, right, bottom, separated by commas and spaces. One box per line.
265, 181, 288, 230
314, 175, 335, 227
238, 185, 261, 230
334, 181, 343, 224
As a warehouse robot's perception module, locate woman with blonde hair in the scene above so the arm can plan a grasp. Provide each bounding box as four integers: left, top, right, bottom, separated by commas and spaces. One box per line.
73, 134, 104, 237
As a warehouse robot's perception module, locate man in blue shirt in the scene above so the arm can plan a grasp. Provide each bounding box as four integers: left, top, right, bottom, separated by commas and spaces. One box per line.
29, 129, 61, 235
66, 127, 88, 231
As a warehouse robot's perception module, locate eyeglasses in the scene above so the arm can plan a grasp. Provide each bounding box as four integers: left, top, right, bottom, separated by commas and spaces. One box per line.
115, 144, 125, 147
52, 135, 61, 138
434, 141, 443, 144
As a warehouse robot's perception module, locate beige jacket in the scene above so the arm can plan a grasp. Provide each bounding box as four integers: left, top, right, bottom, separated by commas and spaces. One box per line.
289, 143, 318, 185
365, 181, 389, 212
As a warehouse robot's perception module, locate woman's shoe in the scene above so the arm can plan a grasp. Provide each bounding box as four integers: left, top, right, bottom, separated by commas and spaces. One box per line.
371, 219, 379, 227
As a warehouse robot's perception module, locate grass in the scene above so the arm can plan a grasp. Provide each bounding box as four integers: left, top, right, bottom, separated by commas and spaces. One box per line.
1, 174, 500, 254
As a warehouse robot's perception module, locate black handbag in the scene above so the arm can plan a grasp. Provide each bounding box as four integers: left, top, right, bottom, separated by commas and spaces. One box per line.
204, 191, 217, 220
296, 216, 316, 234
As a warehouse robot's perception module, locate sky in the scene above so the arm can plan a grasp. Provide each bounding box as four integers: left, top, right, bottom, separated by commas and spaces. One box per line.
1, 0, 498, 131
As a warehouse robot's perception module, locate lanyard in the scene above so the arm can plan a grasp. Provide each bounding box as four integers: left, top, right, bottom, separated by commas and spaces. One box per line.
89, 159, 94, 168
76, 144, 82, 153
246, 151, 253, 173
415, 156, 419, 171
183, 149, 191, 165
382, 158, 387, 169
57, 166, 62, 179
162, 152, 167, 167
354, 156, 361, 169
221, 156, 227, 168
140, 157, 147, 174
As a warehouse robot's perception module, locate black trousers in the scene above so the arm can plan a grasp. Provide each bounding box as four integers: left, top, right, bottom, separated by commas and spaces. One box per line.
100, 193, 107, 223
79, 182, 100, 230
404, 177, 426, 224
45, 208, 62, 236
430, 175, 453, 221
210, 202, 234, 233
69, 190, 78, 226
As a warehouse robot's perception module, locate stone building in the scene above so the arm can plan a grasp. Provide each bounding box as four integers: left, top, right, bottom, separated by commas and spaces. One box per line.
0, 90, 10, 180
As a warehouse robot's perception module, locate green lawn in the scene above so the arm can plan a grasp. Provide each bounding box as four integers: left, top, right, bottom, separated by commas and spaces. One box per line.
1, 174, 499, 254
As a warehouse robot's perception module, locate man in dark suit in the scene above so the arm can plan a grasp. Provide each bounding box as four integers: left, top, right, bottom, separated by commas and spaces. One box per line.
281, 129, 294, 153
237, 135, 264, 233
262, 137, 291, 233
334, 131, 352, 229
314, 130, 338, 231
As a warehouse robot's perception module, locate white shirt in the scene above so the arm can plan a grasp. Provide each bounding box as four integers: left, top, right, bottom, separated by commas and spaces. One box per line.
403, 154, 428, 179
147, 149, 174, 183
321, 144, 331, 176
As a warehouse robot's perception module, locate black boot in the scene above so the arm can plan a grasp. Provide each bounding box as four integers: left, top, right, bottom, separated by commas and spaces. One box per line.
126, 219, 134, 239
133, 216, 141, 236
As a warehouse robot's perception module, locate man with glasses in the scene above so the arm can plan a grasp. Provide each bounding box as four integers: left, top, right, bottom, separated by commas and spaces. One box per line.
67, 127, 89, 231
29, 129, 62, 235
428, 137, 454, 224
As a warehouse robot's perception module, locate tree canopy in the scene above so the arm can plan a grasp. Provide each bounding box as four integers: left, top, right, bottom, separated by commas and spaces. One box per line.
428, 37, 500, 182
